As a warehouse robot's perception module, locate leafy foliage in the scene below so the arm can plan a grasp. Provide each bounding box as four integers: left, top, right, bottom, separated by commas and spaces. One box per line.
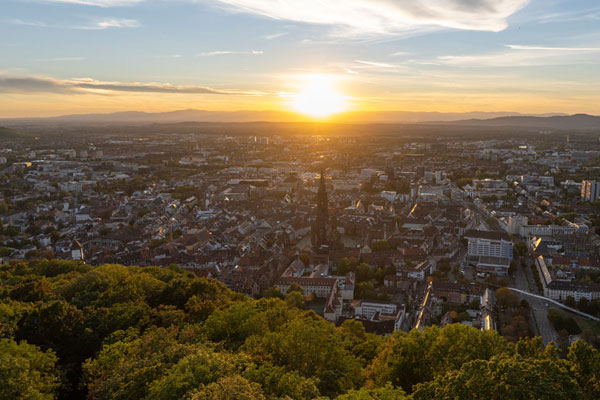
412, 355, 580, 400
0, 338, 60, 400
1, 260, 600, 400
366, 324, 509, 393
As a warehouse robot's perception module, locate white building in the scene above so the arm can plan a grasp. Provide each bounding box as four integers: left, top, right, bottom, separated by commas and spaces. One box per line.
519, 223, 589, 237
536, 256, 600, 301
276, 277, 337, 298
355, 300, 398, 320
465, 230, 513, 260
581, 180, 600, 202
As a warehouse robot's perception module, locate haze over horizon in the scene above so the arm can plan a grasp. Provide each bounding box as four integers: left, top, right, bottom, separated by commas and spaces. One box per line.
1, 0, 600, 118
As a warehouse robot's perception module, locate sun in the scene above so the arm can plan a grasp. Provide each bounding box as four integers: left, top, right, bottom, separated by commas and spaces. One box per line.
291, 75, 348, 119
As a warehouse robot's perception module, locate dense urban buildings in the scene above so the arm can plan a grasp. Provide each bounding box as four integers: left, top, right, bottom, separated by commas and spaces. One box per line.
2, 122, 600, 399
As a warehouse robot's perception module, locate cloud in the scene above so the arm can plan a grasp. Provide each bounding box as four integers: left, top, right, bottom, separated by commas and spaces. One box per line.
36, 0, 144, 6
37, 57, 86, 62
506, 44, 600, 52
0, 76, 75, 94
263, 32, 287, 40
355, 60, 398, 69
197, 50, 264, 56
537, 8, 600, 24
210, 0, 529, 36
9, 17, 140, 30
0, 75, 269, 95
74, 18, 140, 29
9, 18, 48, 27
438, 48, 600, 67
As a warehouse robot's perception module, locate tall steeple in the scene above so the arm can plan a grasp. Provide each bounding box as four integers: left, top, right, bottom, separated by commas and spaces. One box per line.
312, 170, 329, 248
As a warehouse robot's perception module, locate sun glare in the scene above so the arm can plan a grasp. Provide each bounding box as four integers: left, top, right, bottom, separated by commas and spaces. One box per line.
291, 75, 347, 118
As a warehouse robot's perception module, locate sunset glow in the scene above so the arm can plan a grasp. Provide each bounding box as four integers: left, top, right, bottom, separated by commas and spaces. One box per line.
291, 76, 348, 118
0, 0, 599, 117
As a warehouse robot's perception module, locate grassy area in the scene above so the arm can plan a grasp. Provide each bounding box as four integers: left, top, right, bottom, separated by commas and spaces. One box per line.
574, 316, 600, 336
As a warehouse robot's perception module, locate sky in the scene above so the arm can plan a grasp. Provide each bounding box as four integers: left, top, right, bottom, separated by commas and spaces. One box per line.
1, 0, 600, 118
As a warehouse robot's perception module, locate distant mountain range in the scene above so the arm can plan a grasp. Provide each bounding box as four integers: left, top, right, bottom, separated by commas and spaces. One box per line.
444, 113, 600, 130
1, 109, 599, 130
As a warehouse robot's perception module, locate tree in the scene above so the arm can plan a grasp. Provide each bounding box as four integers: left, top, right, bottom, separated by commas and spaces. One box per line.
337, 257, 351, 275
355, 282, 378, 300
578, 297, 590, 313
6, 259, 600, 400
203, 300, 274, 350
288, 283, 303, 293
84, 327, 196, 400
514, 242, 528, 257
565, 296, 577, 309
190, 375, 266, 400
568, 340, 600, 400
495, 288, 519, 310
145, 347, 252, 400
285, 291, 305, 309
262, 286, 284, 299
412, 356, 580, 400
335, 384, 409, 400
547, 309, 581, 335
0, 338, 60, 400
243, 312, 363, 397
243, 364, 319, 400
366, 324, 508, 393
372, 240, 389, 252
356, 263, 374, 283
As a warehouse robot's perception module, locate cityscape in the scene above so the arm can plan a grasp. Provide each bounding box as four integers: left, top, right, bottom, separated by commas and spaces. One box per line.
2, 0, 600, 399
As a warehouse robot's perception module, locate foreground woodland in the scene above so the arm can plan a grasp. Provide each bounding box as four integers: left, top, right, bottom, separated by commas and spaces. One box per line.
1, 260, 599, 400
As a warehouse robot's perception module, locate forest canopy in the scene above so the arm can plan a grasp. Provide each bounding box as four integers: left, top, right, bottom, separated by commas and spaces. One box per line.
1, 259, 599, 400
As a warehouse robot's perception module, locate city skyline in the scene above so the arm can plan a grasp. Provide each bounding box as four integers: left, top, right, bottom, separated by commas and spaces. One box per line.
1, 0, 600, 117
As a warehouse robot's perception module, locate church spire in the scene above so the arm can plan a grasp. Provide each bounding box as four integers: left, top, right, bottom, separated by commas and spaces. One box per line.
318, 170, 328, 219
312, 169, 329, 248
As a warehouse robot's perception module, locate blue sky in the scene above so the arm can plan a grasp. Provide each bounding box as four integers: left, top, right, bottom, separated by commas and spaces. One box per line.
1, 0, 600, 117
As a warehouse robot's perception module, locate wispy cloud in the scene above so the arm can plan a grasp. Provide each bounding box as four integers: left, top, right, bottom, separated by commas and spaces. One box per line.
0, 74, 272, 96
197, 50, 263, 56
36, 0, 144, 6
37, 57, 86, 62
9, 17, 139, 30
9, 18, 48, 27
263, 32, 287, 40
355, 60, 398, 69
507, 44, 600, 52
74, 18, 140, 29
537, 8, 600, 24
438, 48, 600, 68
210, 0, 529, 36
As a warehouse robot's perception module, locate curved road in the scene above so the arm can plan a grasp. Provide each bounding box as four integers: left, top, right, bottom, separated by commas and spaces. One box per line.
507, 287, 600, 322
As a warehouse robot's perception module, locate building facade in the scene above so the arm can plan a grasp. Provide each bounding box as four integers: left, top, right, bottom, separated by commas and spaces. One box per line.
581, 180, 600, 202
465, 230, 513, 260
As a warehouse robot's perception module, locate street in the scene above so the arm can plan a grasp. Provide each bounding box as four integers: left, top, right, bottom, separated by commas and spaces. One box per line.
514, 260, 557, 344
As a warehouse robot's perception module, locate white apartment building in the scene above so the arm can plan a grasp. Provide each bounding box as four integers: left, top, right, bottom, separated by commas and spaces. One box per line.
581, 180, 600, 202
465, 230, 513, 260
355, 300, 398, 320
